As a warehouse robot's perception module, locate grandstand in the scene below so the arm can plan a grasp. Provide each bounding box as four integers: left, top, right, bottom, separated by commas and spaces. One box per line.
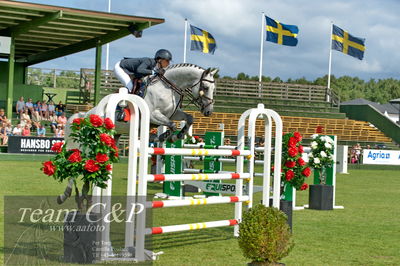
1, 67, 396, 153
78, 68, 397, 149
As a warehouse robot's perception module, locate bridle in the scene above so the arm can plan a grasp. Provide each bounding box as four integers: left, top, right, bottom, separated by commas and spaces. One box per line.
158, 69, 215, 112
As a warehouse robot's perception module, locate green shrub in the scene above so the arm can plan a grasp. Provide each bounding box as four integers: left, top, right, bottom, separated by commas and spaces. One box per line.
238, 204, 294, 264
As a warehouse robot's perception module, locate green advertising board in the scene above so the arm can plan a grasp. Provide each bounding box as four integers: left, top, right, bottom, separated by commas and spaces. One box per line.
203, 132, 223, 197
163, 135, 183, 197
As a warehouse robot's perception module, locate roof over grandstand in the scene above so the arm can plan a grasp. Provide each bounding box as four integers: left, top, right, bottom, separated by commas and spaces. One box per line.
341, 98, 398, 114
0, 0, 164, 65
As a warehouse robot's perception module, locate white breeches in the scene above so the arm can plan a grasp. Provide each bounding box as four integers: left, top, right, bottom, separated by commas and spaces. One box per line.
114, 61, 133, 92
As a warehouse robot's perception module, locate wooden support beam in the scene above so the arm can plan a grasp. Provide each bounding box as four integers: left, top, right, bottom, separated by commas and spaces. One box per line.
94, 42, 102, 105
0, 11, 62, 37
6, 37, 15, 120
18, 22, 149, 65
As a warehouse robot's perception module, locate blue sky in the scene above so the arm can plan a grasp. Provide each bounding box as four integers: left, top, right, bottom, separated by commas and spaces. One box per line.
22, 0, 400, 81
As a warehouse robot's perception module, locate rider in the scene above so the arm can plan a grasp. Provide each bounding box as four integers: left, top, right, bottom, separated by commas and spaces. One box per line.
114, 49, 172, 97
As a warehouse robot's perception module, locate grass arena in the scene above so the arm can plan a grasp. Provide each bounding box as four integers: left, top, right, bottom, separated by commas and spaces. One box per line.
0, 157, 399, 265
0, 1, 400, 265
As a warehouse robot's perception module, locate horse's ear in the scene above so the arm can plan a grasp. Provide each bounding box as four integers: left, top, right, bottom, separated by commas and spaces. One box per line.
210, 68, 219, 76
204, 67, 211, 75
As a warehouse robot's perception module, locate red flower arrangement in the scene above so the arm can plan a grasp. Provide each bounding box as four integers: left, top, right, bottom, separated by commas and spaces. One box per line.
41, 114, 119, 210
280, 132, 309, 190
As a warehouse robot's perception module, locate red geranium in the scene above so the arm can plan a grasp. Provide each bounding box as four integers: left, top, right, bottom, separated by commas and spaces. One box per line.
104, 117, 115, 130
298, 145, 304, 153
72, 118, 82, 125
297, 157, 306, 166
288, 137, 297, 148
300, 183, 308, 190
302, 167, 311, 177
42, 161, 56, 176
105, 164, 112, 171
51, 142, 63, 153
294, 132, 302, 142
68, 150, 82, 163
285, 160, 296, 168
90, 114, 103, 127
288, 147, 298, 157
96, 153, 109, 163
100, 133, 114, 146
84, 160, 100, 172
285, 170, 295, 181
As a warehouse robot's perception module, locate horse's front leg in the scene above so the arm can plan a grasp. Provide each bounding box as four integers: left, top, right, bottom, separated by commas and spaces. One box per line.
151, 109, 177, 142
171, 110, 193, 140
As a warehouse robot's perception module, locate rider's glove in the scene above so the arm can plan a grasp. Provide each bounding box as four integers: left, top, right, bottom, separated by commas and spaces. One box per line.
154, 68, 165, 76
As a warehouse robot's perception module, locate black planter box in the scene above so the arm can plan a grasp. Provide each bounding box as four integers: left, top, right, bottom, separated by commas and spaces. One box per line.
309, 184, 333, 210
268, 199, 293, 231
64, 212, 102, 264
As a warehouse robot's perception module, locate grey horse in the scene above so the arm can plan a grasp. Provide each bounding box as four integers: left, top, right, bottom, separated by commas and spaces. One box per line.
146, 63, 218, 142
65, 63, 218, 144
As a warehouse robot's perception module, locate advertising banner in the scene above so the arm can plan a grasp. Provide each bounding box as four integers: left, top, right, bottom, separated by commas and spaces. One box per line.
8, 136, 64, 154
362, 149, 400, 165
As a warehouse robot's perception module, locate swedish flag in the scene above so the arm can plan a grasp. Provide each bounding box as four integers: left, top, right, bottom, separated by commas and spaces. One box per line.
332, 25, 365, 60
190, 25, 216, 54
265, 16, 298, 46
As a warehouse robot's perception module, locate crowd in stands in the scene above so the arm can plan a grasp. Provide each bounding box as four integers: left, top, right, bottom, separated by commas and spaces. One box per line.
0, 96, 67, 145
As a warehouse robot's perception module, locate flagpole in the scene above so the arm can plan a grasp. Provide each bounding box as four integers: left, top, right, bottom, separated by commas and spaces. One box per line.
258, 12, 265, 97
105, 0, 111, 70
183, 18, 188, 63
327, 22, 333, 89
327, 22, 333, 102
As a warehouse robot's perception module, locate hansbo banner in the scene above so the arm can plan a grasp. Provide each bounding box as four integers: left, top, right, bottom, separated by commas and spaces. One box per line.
8, 136, 64, 154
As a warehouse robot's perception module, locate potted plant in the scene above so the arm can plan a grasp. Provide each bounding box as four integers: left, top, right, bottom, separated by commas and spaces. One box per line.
271, 132, 311, 228
41, 114, 119, 263
238, 204, 294, 265
307, 134, 335, 210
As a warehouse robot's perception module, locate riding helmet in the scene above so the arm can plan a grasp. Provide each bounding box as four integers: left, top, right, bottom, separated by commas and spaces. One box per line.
155, 49, 172, 61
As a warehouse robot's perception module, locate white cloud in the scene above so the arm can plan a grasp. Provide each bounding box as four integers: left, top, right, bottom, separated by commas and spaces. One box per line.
27, 0, 400, 81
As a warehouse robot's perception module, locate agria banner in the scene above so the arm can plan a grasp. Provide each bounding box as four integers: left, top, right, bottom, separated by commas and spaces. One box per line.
362, 149, 400, 165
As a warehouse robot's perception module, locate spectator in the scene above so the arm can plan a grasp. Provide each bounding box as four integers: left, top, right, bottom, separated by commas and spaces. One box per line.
20, 109, 31, 127
16, 96, 25, 117
12, 124, 22, 136
1, 122, 12, 145
31, 109, 42, 129
55, 124, 64, 138
25, 98, 34, 115
56, 101, 65, 116
224, 138, 231, 146
41, 100, 49, 120
0, 108, 9, 124
48, 101, 55, 116
57, 112, 67, 127
32, 101, 41, 121
36, 100, 43, 119
0, 122, 7, 145
22, 125, 31, 136
37, 123, 46, 137
49, 114, 58, 132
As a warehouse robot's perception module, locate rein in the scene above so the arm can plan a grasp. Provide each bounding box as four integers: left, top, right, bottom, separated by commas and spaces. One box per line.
157, 70, 215, 112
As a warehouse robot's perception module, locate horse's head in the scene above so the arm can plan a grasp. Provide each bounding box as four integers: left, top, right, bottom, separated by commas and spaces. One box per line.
195, 67, 218, 117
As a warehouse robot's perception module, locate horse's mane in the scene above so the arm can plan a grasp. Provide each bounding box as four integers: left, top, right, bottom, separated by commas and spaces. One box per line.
147, 63, 205, 86
166, 63, 205, 71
